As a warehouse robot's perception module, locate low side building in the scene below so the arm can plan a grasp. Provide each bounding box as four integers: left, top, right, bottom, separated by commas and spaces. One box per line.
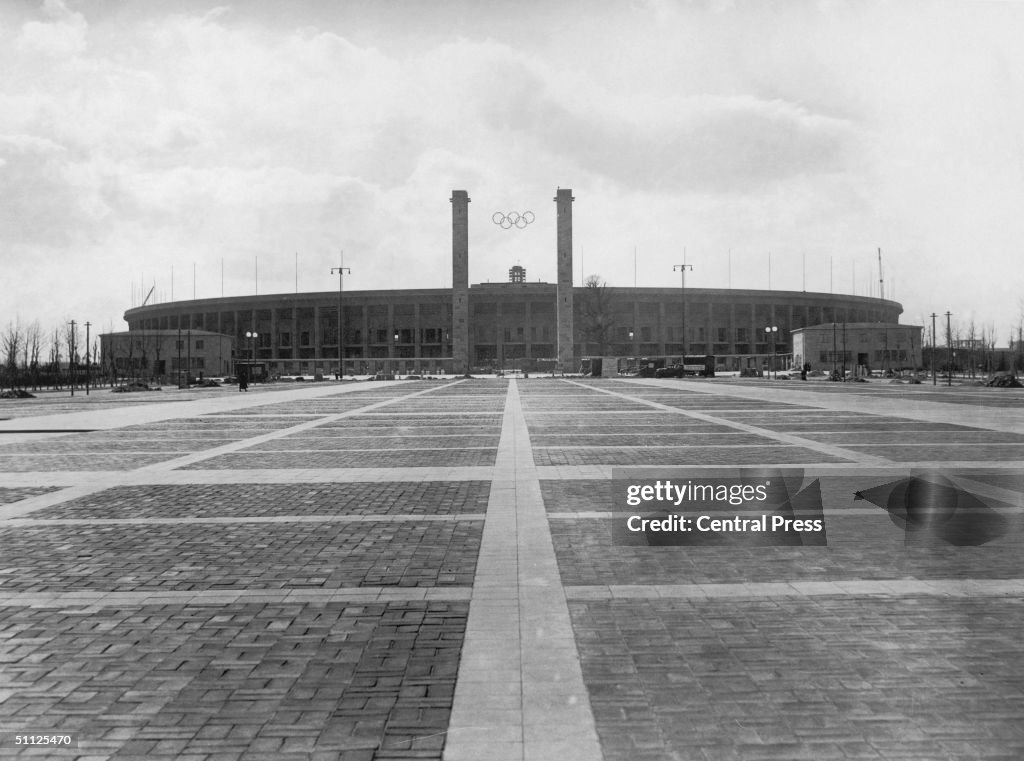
792, 323, 924, 375
100, 330, 234, 382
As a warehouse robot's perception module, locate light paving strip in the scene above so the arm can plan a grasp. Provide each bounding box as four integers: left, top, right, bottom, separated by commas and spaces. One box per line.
531, 463, 1024, 481
564, 579, 1024, 599
532, 444, 806, 450
246, 445, 498, 452
5, 514, 486, 526
11, 457, 1016, 491
0, 586, 474, 609
445, 380, 602, 761
546, 509, 884, 519
0, 466, 497, 490
564, 379, 888, 465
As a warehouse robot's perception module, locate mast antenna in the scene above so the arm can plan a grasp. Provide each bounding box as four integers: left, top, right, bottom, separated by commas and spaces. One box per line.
878, 247, 884, 300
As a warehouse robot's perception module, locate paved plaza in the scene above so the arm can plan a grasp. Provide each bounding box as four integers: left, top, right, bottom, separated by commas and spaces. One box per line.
1, 377, 1023, 760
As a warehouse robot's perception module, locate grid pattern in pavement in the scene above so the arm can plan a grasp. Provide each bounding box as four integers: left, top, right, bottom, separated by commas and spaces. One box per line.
522, 377, 1024, 761
0, 380, 486, 760
1, 376, 1022, 761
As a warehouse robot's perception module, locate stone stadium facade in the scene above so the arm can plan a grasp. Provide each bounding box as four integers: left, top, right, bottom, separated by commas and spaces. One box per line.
122, 189, 904, 376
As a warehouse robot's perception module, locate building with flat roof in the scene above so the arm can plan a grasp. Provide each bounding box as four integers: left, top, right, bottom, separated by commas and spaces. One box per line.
121, 189, 906, 376
100, 330, 234, 382
792, 323, 924, 376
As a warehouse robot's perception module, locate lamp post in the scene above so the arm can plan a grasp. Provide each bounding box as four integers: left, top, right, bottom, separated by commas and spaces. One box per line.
842, 322, 848, 379
673, 263, 693, 358
883, 325, 889, 376
85, 321, 91, 395
330, 263, 350, 378
394, 331, 400, 380
831, 322, 837, 378
764, 325, 778, 379
245, 330, 257, 384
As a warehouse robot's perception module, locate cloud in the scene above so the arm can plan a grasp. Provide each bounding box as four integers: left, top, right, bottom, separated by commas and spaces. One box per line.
15, 0, 87, 57
2, 0, 1023, 339
0, 132, 79, 246
0, 133, 66, 155
466, 50, 856, 193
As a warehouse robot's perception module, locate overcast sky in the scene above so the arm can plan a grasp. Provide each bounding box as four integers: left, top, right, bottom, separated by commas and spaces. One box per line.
3, 0, 1023, 342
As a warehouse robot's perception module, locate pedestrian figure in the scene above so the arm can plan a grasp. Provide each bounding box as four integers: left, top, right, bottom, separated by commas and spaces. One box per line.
239, 368, 248, 392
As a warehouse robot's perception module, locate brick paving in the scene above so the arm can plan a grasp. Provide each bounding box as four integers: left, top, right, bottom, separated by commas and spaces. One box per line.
0, 376, 1021, 760
0, 486, 60, 506
0, 438, 251, 454
243, 435, 502, 451
0, 521, 482, 592
532, 445, 850, 467
32, 482, 491, 520
0, 453, 185, 472
521, 377, 1024, 761
569, 597, 1024, 761
0, 600, 467, 760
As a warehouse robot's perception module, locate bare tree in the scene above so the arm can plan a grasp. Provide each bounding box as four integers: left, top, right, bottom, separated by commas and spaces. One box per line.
2, 320, 22, 390
966, 318, 977, 378
64, 321, 80, 391
578, 275, 615, 356
25, 320, 42, 390
49, 326, 63, 389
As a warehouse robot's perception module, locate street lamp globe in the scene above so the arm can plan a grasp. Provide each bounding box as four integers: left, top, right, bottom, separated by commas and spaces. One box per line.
764, 326, 778, 379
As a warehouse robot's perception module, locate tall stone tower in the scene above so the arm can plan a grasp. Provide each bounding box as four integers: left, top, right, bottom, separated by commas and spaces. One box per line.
450, 190, 470, 375
555, 188, 575, 372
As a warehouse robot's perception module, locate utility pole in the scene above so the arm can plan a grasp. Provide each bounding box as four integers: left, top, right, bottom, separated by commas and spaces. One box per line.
878, 247, 884, 300
842, 322, 847, 378
931, 313, 937, 385
946, 312, 953, 386
68, 320, 76, 397
883, 325, 889, 375
85, 321, 91, 395
832, 322, 837, 378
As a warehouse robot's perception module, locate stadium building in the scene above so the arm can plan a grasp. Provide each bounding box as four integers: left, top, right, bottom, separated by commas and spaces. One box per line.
117, 189, 906, 378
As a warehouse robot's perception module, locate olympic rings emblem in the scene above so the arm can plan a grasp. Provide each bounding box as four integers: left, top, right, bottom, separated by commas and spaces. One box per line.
491, 210, 535, 229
